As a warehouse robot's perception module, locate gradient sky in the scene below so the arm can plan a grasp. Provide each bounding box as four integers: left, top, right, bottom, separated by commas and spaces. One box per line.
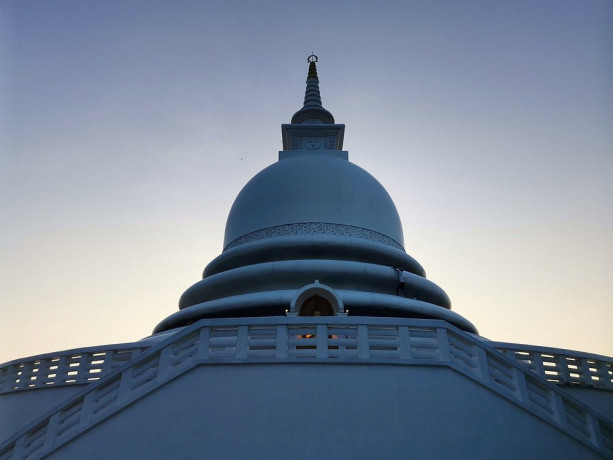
1, 1, 611, 363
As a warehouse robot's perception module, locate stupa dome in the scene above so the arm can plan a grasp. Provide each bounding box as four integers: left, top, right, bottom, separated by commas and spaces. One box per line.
147, 54, 478, 334
150, 53, 480, 333
223, 152, 405, 250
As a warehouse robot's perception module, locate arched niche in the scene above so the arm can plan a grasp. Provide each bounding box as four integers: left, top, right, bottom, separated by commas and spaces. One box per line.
298, 295, 334, 316
288, 281, 346, 316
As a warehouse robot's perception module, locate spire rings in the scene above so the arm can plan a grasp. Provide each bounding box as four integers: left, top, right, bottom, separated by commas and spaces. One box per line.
307, 53, 318, 63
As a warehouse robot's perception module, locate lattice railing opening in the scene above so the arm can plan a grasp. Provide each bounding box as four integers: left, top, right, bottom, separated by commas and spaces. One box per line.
0, 345, 148, 394
494, 344, 613, 390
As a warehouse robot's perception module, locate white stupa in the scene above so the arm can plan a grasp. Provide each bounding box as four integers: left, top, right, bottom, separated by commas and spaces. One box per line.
1, 56, 611, 459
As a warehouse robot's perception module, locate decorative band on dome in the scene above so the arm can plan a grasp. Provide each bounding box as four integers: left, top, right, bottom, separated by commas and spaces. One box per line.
224, 222, 404, 251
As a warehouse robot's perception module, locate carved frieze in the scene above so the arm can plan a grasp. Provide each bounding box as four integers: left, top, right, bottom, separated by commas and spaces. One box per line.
224, 222, 404, 251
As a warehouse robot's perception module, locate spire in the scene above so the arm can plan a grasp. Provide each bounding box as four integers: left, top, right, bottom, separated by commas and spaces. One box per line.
281, 54, 344, 151
302, 56, 322, 108
291, 54, 335, 124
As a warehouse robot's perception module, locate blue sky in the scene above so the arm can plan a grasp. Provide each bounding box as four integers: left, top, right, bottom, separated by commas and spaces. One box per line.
1, 1, 611, 362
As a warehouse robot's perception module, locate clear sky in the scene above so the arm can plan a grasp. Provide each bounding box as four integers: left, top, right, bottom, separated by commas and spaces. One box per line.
1, 1, 611, 363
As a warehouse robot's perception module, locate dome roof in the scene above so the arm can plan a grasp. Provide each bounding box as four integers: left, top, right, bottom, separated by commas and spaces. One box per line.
223, 152, 405, 250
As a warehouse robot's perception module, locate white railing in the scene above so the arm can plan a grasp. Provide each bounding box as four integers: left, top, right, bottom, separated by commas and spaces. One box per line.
3, 334, 610, 397
494, 342, 613, 390
0, 344, 149, 394
0, 317, 611, 459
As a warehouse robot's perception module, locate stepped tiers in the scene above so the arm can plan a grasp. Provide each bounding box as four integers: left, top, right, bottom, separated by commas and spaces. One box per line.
1, 56, 612, 460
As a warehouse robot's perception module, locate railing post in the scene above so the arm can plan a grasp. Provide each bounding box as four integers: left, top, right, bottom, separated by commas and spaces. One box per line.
357, 325, 369, 359
436, 328, 451, 363
115, 367, 133, 406
236, 326, 248, 359
276, 325, 288, 358
551, 391, 568, 427
0, 366, 7, 392
476, 347, 490, 384
77, 354, 88, 385
196, 327, 211, 361
101, 351, 114, 376
573, 357, 585, 386
532, 352, 546, 378
317, 324, 328, 358
398, 326, 412, 360
587, 413, 605, 451
513, 367, 530, 404
596, 361, 611, 389
557, 354, 571, 384
56, 357, 68, 388
19, 362, 34, 390
156, 346, 172, 383
42, 412, 60, 453
76, 391, 95, 433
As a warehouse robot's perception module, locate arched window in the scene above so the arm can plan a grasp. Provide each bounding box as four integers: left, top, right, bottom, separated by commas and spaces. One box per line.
288, 281, 345, 317
295, 294, 338, 348
298, 295, 335, 317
